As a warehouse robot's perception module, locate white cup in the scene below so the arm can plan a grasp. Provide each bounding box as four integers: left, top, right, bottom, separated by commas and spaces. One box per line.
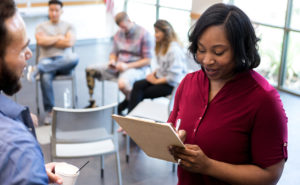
55, 162, 79, 185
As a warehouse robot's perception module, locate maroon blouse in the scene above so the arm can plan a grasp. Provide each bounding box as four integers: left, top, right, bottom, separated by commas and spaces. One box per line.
168, 70, 288, 185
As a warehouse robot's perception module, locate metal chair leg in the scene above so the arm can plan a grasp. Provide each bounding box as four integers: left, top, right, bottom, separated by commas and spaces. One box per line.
172, 163, 176, 172
72, 73, 77, 108
126, 135, 130, 163
116, 151, 123, 185
36, 81, 40, 118
100, 155, 104, 178
102, 81, 105, 106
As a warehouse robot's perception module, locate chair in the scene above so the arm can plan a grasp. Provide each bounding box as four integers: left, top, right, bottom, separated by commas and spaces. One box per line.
100, 80, 121, 106
35, 45, 77, 117
50, 103, 122, 185
127, 85, 178, 171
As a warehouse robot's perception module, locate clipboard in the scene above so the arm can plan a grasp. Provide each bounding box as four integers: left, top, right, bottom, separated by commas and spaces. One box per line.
112, 114, 184, 163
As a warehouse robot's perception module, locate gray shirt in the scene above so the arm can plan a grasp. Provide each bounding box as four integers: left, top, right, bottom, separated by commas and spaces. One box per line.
156, 42, 187, 86
36, 20, 75, 60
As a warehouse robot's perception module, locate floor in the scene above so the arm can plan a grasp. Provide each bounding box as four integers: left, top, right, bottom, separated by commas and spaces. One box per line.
13, 40, 300, 185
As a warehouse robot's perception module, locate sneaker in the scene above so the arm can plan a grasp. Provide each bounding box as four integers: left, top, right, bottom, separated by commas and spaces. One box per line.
117, 99, 128, 115
85, 99, 97, 108
27, 65, 38, 82
44, 111, 53, 125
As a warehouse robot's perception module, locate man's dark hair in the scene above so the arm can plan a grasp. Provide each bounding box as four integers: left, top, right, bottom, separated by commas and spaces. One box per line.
0, 0, 16, 59
49, 0, 63, 7
0, 0, 21, 95
188, 3, 260, 72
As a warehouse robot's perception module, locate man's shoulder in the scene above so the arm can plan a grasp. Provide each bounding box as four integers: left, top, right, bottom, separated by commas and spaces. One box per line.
59, 20, 73, 27
37, 21, 50, 29
0, 113, 29, 138
38, 20, 73, 28
135, 24, 150, 35
134, 23, 146, 30
0, 113, 40, 156
0, 115, 48, 184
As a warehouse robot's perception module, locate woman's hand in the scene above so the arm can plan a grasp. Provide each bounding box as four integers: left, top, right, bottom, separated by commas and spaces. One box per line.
169, 130, 212, 175
146, 72, 157, 84
174, 144, 212, 173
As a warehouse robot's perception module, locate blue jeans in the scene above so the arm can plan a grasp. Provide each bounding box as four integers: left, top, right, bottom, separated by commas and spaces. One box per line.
38, 55, 79, 112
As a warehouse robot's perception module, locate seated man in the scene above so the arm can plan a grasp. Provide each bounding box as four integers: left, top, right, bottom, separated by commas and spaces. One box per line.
85, 12, 154, 114
0, 0, 62, 183
28, 0, 79, 124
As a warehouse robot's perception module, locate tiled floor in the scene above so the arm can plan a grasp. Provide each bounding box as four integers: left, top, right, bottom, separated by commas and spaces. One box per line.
14, 40, 300, 185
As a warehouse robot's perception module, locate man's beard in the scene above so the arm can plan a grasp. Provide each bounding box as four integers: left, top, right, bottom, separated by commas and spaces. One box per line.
0, 59, 22, 96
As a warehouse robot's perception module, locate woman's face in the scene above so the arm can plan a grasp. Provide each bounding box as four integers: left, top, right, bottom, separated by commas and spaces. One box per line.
196, 25, 235, 83
154, 27, 164, 43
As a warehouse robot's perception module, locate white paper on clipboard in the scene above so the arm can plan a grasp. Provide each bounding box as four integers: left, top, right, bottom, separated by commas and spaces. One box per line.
112, 114, 185, 163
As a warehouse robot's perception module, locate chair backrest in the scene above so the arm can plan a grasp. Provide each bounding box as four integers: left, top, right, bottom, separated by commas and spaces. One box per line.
128, 84, 179, 123
52, 103, 117, 143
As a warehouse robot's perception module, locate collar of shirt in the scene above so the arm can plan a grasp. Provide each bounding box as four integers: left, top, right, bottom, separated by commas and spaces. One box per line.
0, 93, 36, 138
124, 23, 137, 38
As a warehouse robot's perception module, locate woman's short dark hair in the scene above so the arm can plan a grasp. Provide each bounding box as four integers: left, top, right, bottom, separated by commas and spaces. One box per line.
188, 3, 260, 72
49, 0, 63, 7
0, 0, 16, 59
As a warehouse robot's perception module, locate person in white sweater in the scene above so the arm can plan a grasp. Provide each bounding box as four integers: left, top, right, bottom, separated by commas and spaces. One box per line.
127, 19, 187, 113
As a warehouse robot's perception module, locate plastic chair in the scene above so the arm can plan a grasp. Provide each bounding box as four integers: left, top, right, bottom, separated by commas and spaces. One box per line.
100, 80, 120, 106
50, 103, 122, 185
35, 45, 77, 117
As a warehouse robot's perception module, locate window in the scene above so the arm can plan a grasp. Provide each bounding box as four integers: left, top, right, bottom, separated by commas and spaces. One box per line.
284, 31, 300, 93
234, 0, 287, 27
159, 0, 192, 10
255, 25, 284, 86
228, 0, 300, 96
125, 0, 192, 42
290, 0, 300, 30
159, 7, 191, 45
126, 1, 157, 33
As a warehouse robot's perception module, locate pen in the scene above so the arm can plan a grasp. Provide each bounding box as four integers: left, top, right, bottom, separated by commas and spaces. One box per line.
176, 119, 182, 164
175, 119, 181, 131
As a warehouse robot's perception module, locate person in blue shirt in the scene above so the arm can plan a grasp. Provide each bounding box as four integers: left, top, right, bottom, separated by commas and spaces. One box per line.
0, 0, 62, 184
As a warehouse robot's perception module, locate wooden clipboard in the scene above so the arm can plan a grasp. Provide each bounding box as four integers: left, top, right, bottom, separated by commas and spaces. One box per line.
112, 114, 184, 163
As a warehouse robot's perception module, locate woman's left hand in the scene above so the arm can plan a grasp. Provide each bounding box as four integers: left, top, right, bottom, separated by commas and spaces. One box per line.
170, 144, 211, 174
146, 73, 157, 84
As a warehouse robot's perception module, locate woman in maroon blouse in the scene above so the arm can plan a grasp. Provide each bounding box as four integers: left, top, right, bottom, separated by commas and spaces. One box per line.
169, 3, 288, 185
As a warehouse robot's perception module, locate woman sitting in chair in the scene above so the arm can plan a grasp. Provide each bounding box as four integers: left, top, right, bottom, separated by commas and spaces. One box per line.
126, 19, 187, 114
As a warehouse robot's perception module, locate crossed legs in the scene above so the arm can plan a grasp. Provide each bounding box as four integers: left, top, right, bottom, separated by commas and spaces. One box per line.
85, 64, 148, 113
39, 55, 79, 112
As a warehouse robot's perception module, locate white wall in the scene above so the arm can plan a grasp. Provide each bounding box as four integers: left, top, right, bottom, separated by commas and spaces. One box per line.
19, 1, 126, 43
